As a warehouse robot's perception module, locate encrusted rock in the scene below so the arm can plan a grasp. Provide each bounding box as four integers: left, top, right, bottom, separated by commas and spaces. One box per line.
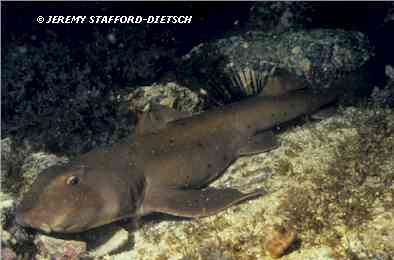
127, 82, 204, 113
19, 152, 68, 195
34, 234, 87, 259
263, 224, 297, 258
0, 193, 15, 226
343, 212, 394, 259
178, 29, 372, 103
1, 246, 17, 260
88, 226, 130, 257
1, 138, 13, 178
370, 65, 394, 107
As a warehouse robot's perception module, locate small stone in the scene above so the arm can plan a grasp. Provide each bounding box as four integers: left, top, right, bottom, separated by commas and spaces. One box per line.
264, 225, 297, 258
385, 65, 394, 80
0, 192, 15, 211
34, 234, 87, 259
159, 96, 176, 108
301, 58, 311, 72
1, 246, 17, 260
88, 226, 130, 257
292, 46, 302, 55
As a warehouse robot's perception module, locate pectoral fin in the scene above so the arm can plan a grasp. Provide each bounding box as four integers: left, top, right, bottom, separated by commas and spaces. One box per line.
135, 103, 192, 135
141, 186, 264, 218
238, 131, 279, 156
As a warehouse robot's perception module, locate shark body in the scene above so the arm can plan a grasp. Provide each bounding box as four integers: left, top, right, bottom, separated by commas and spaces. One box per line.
16, 72, 343, 233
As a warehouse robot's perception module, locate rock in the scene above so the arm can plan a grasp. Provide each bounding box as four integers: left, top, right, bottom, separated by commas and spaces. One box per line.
127, 82, 204, 113
343, 211, 394, 259
19, 152, 68, 195
1, 193, 34, 260
1, 246, 17, 260
34, 234, 87, 259
0, 193, 15, 213
178, 29, 372, 103
26, 223, 131, 259
88, 226, 130, 257
0, 138, 30, 193
264, 225, 298, 258
1, 139, 70, 258
0, 192, 15, 226
384, 3, 394, 23
370, 65, 394, 107
2, 225, 34, 259
1, 229, 14, 250
0, 138, 13, 178
386, 64, 394, 80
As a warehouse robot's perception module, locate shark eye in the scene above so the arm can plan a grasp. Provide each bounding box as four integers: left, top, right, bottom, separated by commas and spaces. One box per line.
66, 176, 80, 185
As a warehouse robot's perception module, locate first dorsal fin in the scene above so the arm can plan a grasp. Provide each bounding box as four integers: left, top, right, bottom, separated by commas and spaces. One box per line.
135, 103, 192, 135
261, 68, 307, 97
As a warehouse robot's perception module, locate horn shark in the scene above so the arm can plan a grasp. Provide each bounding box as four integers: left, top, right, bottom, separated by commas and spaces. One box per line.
15, 71, 344, 233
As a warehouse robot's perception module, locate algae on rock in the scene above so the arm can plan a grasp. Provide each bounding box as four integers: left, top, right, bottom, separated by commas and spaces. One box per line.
178, 29, 372, 103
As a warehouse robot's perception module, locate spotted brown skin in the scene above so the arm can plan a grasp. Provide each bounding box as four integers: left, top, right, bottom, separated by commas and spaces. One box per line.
16, 74, 344, 233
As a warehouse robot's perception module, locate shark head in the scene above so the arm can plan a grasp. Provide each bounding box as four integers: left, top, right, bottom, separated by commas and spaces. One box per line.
15, 162, 143, 233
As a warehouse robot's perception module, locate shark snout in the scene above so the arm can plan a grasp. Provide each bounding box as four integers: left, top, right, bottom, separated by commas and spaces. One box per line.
15, 205, 55, 233
16, 213, 52, 233
15, 205, 87, 233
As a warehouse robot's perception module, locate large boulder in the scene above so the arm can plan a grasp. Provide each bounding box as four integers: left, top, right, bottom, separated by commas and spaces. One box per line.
178, 29, 372, 103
